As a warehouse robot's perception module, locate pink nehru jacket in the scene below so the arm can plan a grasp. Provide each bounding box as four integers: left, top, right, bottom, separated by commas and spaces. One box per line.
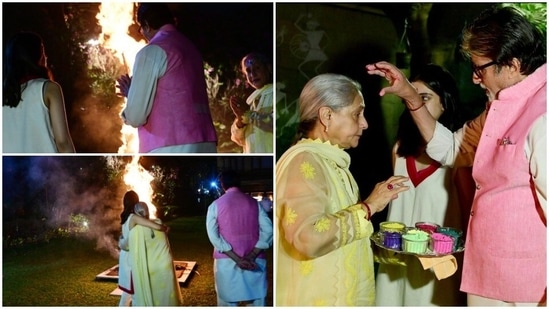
213, 187, 265, 260
461, 64, 546, 302
138, 25, 217, 153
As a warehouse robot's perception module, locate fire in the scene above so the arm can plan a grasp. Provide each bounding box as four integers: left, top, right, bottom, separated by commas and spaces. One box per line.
95, 1, 146, 154
123, 156, 157, 219
95, 2, 156, 217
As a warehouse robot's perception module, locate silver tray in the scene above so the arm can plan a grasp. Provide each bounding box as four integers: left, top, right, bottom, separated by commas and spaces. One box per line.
371, 232, 464, 257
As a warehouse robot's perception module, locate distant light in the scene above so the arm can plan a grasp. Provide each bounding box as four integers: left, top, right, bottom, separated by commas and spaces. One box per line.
83, 221, 88, 227
87, 39, 100, 46
210, 181, 217, 188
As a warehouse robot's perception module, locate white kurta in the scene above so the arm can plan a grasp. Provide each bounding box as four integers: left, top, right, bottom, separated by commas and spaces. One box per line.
206, 202, 273, 302
230, 84, 274, 153
118, 214, 133, 293
3, 78, 58, 153
375, 154, 464, 306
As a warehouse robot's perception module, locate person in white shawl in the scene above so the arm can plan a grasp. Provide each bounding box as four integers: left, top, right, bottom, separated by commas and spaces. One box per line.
230, 52, 273, 153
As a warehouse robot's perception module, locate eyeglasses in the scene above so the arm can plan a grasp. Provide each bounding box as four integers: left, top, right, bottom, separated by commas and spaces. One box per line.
472, 61, 497, 78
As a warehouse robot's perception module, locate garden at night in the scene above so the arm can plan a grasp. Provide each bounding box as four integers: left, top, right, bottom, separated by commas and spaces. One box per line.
2, 155, 274, 306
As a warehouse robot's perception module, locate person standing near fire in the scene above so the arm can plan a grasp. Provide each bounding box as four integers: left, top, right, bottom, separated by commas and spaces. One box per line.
3, 31, 75, 153
206, 170, 273, 306
116, 3, 217, 153
129, 201, 182, 306
118, 191, 168, 306
230, 52, 274, 153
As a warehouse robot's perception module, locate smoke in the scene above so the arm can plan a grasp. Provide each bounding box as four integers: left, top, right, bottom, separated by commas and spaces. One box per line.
70, 94, 125, 153
11, 156, 130, 259
69, 41, 128, 153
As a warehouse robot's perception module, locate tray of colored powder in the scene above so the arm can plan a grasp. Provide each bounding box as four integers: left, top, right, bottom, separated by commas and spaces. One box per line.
371, 231, 464, 257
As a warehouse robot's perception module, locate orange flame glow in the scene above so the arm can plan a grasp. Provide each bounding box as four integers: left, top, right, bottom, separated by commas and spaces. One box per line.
96, 1, 146, 154
96, 3, 156, 217
123, 156, 157, 219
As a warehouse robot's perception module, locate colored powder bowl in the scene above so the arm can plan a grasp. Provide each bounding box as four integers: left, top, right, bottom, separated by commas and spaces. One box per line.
402, 231, 430, 254
431, 232, 454, 254
436, 227, 463, 251
415, 222, 440, 234
380, 221, 406, 233
382, 231, 402, 250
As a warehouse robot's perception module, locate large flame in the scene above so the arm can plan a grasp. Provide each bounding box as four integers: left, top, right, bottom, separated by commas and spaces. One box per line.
96, 1, 146, 154
123, 156, 157, 219
96, 3, 156, 217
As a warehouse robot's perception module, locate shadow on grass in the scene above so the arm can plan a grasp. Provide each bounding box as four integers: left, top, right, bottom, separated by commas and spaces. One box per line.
2, 216, 273, 306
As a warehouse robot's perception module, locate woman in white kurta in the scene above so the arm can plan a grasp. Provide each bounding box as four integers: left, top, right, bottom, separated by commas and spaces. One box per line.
3, 32, 75, 153
375, 64, 466, 306
276, 73, 409, 306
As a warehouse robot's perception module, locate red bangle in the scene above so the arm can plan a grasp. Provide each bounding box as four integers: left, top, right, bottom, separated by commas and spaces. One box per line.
360, 202, 372, 221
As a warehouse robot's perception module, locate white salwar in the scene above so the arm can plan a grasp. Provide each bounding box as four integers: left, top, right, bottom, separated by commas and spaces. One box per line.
206, 203, 273, 305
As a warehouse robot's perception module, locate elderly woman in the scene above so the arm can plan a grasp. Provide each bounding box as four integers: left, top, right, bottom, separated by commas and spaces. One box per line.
118, 191, 167, 306
276, 73, 410, 306
129, 202, 182, 306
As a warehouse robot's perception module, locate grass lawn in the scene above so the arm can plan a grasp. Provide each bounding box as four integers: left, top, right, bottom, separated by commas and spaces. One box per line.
2, 216, 274, 306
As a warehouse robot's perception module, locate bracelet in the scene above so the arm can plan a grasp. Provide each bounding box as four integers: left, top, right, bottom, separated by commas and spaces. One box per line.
407, 101, 425, 112
360, 202, 372, 221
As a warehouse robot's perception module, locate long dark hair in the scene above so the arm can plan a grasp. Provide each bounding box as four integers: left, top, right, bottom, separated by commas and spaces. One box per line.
3, 31, 53, 108
396, 64, 459, 158
120, 190, 139, 225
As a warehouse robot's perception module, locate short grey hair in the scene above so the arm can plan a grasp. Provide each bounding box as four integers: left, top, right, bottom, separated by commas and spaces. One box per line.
297, 73, 363, 137
134, 201, 150, 219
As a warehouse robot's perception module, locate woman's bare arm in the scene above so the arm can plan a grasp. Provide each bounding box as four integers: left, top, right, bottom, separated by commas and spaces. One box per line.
44, 81, 75, 153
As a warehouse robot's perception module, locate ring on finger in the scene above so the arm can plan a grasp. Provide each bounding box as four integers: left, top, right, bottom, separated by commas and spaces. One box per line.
387, 183, 394, 190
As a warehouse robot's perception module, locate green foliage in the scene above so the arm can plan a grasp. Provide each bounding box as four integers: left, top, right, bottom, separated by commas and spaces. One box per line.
150, 165, 178, 208
103, 156, 126, 182
502, 3, 547, 35
69, 213, 90, 233
204, 62, 253, 153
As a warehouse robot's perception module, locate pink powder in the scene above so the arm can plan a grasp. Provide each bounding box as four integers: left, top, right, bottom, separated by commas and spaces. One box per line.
431, 232, 453, 254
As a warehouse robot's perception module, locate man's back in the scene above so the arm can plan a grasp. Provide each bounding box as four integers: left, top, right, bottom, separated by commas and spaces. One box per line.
139, 24, 217, 152
214, 187, 260, 257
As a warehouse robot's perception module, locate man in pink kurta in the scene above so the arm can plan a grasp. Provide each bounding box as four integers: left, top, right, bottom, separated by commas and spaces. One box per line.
117, 4, 217, 153
205, 170, 273, 306
367, 6, 546, 306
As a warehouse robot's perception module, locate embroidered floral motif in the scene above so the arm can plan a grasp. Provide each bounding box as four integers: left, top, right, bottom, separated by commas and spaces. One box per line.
300, 260, 313, 275
314, 217, 331, 232
300, 161, 316, 180
285, 207, 297, 225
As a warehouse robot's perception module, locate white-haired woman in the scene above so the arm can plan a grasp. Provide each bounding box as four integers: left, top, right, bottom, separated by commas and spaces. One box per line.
276, 73, 410, 306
